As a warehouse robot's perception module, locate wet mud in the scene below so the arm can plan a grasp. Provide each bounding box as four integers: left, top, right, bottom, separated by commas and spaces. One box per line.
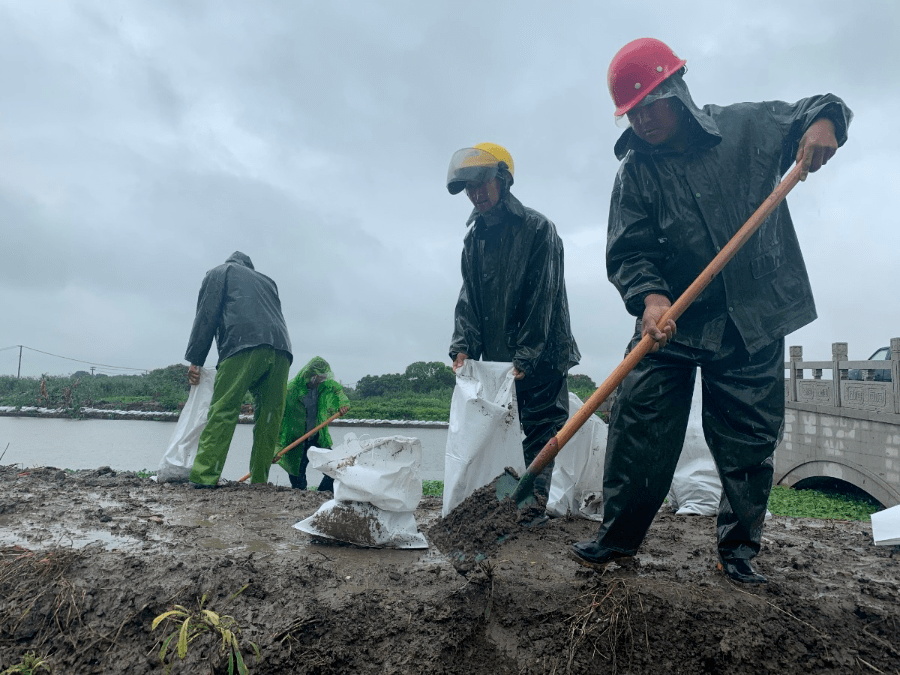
0, 464, 898, 674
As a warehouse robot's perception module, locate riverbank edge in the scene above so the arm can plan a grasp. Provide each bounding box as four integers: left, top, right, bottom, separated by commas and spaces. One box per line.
0, 406, 448, 427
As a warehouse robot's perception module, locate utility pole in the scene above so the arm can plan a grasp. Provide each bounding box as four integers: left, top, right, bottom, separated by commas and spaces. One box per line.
90, 367, 95, 377
17, 346, 22, 379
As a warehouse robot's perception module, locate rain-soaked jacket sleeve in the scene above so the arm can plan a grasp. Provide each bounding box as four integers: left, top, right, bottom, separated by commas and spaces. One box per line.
764, 94, 852, 175
607, 167, 674, 317
184, 268, 226, 366
450, 246, 483, 361
512, 223, 562, 376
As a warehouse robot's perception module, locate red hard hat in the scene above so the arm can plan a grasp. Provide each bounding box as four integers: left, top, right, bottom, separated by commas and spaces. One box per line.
607, 38, 687, 117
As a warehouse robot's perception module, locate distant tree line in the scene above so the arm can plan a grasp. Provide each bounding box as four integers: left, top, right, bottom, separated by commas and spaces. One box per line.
0, 361, 603, 423
350, 361, 456, 399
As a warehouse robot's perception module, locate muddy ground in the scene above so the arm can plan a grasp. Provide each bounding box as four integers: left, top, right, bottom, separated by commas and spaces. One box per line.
0, 465, 898, 674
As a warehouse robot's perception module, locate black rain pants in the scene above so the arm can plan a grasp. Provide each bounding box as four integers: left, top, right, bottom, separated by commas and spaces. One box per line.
594, 320, 784, 561
516, 375, 570, 501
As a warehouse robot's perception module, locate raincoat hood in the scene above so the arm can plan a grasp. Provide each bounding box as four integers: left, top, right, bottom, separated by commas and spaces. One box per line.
225, 251, 255, 269
613, 75, 721, 160
297, 356, 335, 384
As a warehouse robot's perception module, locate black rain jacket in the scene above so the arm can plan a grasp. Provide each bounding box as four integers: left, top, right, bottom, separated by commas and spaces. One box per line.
607, 78, 852, 354
185, 251, 293, 367
450, 193, 580, 382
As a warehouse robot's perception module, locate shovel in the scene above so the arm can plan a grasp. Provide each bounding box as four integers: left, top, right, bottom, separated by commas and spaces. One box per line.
497, 162, 804, 507
237, 409, 345, 483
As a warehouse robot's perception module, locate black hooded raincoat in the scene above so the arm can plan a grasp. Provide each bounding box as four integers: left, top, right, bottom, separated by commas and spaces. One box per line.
594, 81, 852, 561
450, 194, 580, 382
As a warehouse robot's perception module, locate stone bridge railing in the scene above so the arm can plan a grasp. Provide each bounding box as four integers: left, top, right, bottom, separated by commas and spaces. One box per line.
776, 338, 900, 507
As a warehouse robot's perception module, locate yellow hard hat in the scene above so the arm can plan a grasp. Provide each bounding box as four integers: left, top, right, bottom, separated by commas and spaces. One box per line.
446, 142, 515, 195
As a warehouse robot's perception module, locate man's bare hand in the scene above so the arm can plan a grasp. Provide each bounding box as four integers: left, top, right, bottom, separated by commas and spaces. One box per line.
339, 405, 349, 416
188, 365, 201, 386
642, 294, 676, 353
796, 118, 838, 182
452, 352, 468, 373
512, 366, 525, 380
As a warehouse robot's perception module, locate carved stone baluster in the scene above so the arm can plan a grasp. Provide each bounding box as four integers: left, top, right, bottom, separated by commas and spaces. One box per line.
788, 345, 801, 403
833, 342, 848, 409
892, 338, 900, 415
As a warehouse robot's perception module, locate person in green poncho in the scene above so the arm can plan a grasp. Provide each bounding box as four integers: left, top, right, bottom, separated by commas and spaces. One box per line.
277, 357, 350, 492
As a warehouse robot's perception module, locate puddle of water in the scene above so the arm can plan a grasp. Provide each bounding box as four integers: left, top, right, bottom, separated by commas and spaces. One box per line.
0, 524, 139, 551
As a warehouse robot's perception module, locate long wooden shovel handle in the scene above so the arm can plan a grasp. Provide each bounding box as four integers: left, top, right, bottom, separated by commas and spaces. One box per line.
237, 409, 345, 483
511, 162, 804, 504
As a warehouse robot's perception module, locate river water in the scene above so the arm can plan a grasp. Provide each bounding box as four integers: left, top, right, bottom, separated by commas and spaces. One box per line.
0, 417, 449, 485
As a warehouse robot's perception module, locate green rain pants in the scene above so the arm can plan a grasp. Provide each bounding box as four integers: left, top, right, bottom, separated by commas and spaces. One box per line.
189, 346, 290, 486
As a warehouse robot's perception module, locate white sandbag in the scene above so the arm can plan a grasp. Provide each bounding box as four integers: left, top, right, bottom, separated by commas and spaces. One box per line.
294, 499, 428, 549
156, 367, 215, 483
442, 360, 525, 517
871, 504, 900, 546
308, 433, 423, 512
666, 375, 722, 516
546, 393, 607, 520
296, 433, 427, 548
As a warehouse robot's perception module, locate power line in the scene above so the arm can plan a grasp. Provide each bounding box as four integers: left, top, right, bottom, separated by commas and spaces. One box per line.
17, 345, 148, 373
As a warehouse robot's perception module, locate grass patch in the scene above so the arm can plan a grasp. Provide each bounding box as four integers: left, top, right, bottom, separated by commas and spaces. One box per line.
768, 484, 881, 521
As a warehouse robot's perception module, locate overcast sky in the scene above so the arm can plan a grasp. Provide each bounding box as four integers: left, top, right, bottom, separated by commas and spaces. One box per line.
1, 1, 896, 389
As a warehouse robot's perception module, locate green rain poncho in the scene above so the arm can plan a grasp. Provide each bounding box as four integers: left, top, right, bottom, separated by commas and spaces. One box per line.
277, 357, 350, 476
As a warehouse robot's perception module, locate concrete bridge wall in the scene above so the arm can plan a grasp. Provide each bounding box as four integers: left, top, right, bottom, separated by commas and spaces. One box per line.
774, 338, 900, 507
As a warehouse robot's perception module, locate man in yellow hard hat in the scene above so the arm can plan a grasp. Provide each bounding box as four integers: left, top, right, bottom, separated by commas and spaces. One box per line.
570, 38, 852, 583
447, 142, 581, 524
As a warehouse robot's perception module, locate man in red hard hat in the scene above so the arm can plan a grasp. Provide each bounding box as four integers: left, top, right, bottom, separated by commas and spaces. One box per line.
570, 38, 852, 583
447, 142, 581, 523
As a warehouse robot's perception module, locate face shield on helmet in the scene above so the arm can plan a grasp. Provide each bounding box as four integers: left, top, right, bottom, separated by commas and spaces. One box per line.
446, 143, 514, 196
446, 148, 500, 195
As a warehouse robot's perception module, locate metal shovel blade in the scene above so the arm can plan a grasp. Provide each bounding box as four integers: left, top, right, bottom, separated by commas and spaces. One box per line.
495, 468, 536, 508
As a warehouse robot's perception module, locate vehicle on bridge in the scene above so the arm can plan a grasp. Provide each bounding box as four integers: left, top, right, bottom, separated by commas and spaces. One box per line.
848, 346, 892, 382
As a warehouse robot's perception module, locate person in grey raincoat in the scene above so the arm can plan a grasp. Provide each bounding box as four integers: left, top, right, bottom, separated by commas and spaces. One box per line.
184, 251, 293, 487
447, 142, 581, 522
570, 38, 852, 583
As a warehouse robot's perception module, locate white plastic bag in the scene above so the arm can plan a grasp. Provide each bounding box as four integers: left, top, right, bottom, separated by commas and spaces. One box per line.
308, 434, 423, 512
871, 504, 900, 545
442, 360, 525, 517
156, 367, 215, 483
546, 393, 607, 520
294, 433, 427, 548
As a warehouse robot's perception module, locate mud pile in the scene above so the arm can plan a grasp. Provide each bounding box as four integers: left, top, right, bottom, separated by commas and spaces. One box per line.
0, 465, 898, 674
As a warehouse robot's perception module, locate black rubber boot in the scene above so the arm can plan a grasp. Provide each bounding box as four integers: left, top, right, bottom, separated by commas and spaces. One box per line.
288, 473, 306, 490
569, 541, 635, 570
717, 556, 767, 584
